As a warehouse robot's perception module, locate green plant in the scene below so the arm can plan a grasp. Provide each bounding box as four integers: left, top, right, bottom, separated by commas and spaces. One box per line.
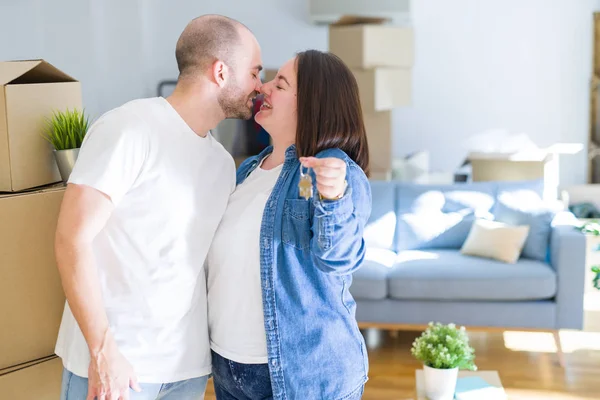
574, 220, 600, 290
576, 220, 600, 236
411, 322, 477, 371
42, 108, 90, 150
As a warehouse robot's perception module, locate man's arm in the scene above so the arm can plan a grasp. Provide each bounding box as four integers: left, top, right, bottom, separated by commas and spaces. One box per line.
55, 183, 141, 399
55, 183, 113, 354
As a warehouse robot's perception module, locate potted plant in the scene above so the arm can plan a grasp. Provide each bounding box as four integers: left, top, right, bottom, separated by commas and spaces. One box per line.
575, 220, 600, 290
411, 322, 477, 400
42, 108, 90, 182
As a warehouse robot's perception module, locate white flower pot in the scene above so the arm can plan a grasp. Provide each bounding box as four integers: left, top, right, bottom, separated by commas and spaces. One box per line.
423, 364, 458, 400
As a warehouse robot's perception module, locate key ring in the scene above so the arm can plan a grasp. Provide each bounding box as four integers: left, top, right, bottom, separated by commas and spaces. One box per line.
299, 164, 310, 176
298, 164, 313, 200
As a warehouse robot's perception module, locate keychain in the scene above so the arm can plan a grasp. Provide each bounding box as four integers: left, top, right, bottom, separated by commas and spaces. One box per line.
298, 165, 313, 200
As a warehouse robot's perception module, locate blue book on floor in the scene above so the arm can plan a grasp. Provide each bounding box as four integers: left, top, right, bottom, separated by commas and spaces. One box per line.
454, 377, 507, 400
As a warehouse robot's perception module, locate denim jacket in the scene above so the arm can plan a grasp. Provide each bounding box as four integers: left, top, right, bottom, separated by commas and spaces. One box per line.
236, 144, 372, 400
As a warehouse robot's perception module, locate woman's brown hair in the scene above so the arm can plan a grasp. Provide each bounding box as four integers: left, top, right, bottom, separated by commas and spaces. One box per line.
295, 50, 370, 176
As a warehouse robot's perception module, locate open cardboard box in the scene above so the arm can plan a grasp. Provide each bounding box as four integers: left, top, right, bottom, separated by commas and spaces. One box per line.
467, 143, 583, 201
0, 59, 82, 192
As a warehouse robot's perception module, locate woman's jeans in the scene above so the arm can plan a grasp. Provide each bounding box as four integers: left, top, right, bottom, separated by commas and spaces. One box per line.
211, 350, 273, 400
210, 350, 364, 400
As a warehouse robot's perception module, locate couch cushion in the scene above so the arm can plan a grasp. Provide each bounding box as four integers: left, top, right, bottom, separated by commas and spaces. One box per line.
364, 181, 397, 250
350, 248, 395, 300
493, 190, 557, 262
388, 249, 557, 301
495, 179, 545, 199
395, 182, 496, 251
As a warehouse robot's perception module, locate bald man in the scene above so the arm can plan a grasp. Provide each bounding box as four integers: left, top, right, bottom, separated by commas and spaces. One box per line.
54, 15, 263, 400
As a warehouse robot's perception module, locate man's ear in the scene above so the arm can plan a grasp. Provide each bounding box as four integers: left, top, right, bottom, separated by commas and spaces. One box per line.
211, 60, 228, 88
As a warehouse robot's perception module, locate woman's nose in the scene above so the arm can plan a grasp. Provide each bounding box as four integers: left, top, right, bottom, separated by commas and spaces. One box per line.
259, 81, 270, 95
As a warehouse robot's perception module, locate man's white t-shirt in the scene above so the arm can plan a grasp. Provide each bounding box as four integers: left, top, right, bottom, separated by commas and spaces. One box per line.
54, 97, 236, 383
207, 159, 283, 364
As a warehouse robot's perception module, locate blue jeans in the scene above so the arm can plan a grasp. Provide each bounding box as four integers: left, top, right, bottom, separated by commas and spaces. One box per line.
60, 368, 209, 399
211, 351, 273, 400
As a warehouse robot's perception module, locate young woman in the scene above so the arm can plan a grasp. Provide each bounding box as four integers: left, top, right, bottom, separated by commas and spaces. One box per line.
207, 49, 372, 400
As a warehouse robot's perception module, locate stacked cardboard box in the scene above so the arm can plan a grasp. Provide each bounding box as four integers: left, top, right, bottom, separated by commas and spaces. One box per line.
328, 19, 414, 179
0, 357, 63, 399
309, 0, 410, 25
0, 59, 80, 396
263, 69, 278, 83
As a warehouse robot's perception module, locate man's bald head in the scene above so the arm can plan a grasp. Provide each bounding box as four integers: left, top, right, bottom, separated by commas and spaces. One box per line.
175, 15, 251, 80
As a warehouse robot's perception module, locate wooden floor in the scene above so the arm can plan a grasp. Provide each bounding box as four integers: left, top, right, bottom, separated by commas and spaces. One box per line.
204, 310, 600, 399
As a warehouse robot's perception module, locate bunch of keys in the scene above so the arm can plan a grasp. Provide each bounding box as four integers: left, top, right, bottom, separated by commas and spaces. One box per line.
298, 165, 313, 200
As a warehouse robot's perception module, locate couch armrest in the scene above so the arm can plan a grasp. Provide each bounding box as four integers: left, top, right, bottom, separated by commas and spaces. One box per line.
550, 214, 587, 330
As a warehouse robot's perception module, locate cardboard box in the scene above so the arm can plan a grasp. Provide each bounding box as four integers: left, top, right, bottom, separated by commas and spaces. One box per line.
329, 24, 414, 69
0, 59, 82, 192
468, 151, 559, 200
0, 355, 58, 375
364, 111, 393, 174
469, 152, 551, 181
563, 184, 600, 210
369, 169, 392, 181
353, 68, 411, 111
310, 0, 410, 25
0, 357, 62, 399
263, 69, 278, 82
0, 185, 66, 371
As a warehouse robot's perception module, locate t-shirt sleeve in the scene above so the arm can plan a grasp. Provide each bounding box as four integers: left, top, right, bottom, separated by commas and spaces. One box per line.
68, 111, 148, 206
229, 157, 237, 194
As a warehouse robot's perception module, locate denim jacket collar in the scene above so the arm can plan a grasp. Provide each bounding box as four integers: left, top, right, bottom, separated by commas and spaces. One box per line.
244, 144, 298, 178
255, 144, 297, 161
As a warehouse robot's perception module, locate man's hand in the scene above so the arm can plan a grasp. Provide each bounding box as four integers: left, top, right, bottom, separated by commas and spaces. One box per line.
87, 331, 141, 400
299, 157, 347, 200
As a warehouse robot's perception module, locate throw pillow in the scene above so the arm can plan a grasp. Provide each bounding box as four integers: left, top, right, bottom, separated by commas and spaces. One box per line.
493, 191, 558, 261
461, 219, 530, 263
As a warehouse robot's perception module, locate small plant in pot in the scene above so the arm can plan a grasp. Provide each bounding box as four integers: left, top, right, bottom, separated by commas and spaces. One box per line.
42, 108, 90, 182
412, 322, 477, 400
575, 221, 600, 290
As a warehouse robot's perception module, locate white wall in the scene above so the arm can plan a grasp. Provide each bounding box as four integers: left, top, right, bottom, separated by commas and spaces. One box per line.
0, 0, 326, 118
397, 0, 598, 187
0, 0, 597, 187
